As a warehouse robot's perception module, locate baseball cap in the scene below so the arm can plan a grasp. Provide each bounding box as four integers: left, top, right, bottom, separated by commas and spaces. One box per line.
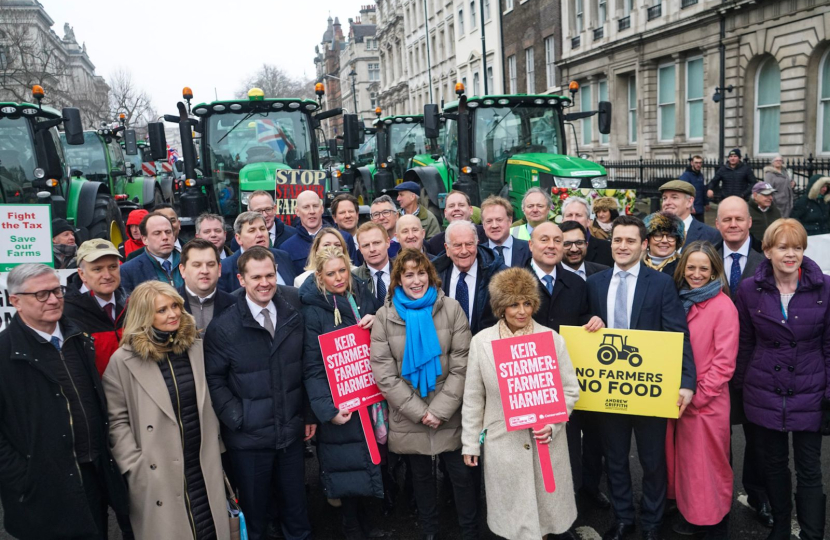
76, 239, 123, 263
752, 182, 777, 195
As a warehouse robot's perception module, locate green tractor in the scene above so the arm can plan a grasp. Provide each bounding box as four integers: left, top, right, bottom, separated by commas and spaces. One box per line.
120, 139, 176, 207
149, 86, 346, 228
0, 86, 124, 244
408, 85, 612, 222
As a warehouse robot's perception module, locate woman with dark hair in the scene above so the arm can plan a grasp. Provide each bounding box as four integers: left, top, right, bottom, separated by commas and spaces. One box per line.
370, 248, 479, 540
735, 219, 830, 540
642, 211, 686, 275
462, 267, 580, 540
590, 197, 619, 240
667, 241, 738, 539
299, 246, 386, 540
103, 281, 229, 540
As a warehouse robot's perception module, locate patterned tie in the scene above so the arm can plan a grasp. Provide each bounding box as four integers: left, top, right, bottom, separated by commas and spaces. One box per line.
494, 245, 506, 263
376, 270, 387, 301
456, 271, 470, 322
161, 260, 172, 275
542, 275, 554, 295
614, 271, 630, 329
104, 303, 115, 323
730, 253, 742, 297
50, 336, 61, 350
260, 308, 275, 338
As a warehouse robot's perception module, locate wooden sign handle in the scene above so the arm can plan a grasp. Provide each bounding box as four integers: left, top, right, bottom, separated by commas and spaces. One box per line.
358, 407, 381, 465
535, 436, 556, 493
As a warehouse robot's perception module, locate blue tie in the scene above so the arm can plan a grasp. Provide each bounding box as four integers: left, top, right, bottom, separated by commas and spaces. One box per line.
376, 270, 387, 301
456, 271, 470, 321
542, 275, 554, 295
729, 253, 742, 297
494, 245, 506, 263
162, 260, 172, 275
50, 336, 61, 350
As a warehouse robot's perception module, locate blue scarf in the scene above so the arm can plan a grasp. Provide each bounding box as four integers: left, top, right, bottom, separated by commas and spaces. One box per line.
678, 280, 723, 313
393, 286, 443, 398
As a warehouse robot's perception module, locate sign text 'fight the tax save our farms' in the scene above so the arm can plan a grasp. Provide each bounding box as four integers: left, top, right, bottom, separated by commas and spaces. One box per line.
0, 205, 53, 272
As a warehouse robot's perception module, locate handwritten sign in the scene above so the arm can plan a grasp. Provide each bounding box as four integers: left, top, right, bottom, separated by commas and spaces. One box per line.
319, 325, 384, 464
492, 331, 567, 492
0, 205, 53, 271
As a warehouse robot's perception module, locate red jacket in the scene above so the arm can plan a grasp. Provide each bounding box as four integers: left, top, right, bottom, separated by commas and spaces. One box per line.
121, 209, 148, 259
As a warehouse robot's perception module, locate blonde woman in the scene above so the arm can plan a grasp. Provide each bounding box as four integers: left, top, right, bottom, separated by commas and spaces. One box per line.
293, 227, 349, 287
103, 281, 230, 540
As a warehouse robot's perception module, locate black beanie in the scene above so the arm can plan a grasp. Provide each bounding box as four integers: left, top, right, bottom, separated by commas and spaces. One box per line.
51, 218, 74, 238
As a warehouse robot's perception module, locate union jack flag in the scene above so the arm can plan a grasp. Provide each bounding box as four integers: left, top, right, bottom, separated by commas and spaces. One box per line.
167, 144, 179, 165
256, 119, 295, 154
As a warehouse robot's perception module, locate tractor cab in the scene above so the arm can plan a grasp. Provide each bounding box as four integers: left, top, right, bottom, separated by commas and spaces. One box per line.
597, 334, 643, 367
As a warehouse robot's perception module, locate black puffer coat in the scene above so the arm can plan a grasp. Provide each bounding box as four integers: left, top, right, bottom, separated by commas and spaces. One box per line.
299, 276, 384, 500
708, 161, 757, 200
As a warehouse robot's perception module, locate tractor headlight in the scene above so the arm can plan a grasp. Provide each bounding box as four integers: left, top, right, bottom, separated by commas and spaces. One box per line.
553, 177, 581, 190
240, 191, 253, 206
591, 176, 608, 189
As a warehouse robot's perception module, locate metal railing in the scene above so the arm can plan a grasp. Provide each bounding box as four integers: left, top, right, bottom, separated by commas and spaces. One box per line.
618, 16, 631, 30
593, 27, 604, 40
600, 155, 830, 197
681, 0, 698, 7
572, 36, 581, 49
647, 4, 662, 20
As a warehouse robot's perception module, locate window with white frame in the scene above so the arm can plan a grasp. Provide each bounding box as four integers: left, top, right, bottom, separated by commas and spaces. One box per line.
598, 0, 607, 23
525, 47, 535, 93
365, 38, 376, 50
470, 1, 477, 29
820, 50, 830, 154
576, 0, 584, 33
599, 79, 608, 144
581, 84, 592, 145
459, 8, 465, 34
628, 75, 637, 144
368, 63, 380, 81
686, 57, 703, 140
473, 72, 480, 96
623, 0, 633, 15
657, 63, 676, 142
755, 57, 780, 155
449, 25, 455, 54
505, 0, 514, 11
487, 67, 493, 94
508, 55, 517, 94
484, 0, 491, 21
370, 92, 378, 109
544, 37, 556, 88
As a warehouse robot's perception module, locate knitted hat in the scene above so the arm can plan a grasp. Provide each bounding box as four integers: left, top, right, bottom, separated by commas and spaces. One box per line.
592, 196, 619, 214
643, 211, 686, 246
51, 218, 74, 238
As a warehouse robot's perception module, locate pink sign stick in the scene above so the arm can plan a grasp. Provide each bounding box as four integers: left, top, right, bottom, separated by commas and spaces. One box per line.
358, 407, 381, 465
535, 434, 556, 493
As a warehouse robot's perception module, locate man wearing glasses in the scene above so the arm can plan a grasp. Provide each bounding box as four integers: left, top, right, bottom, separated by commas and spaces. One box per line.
370, 195, 401, 259
0, 263, 128, 539
233, 190, 298, 250
559, 221, 610, 280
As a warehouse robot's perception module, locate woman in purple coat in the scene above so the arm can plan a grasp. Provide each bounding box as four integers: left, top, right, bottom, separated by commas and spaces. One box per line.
734, 218, 830, 540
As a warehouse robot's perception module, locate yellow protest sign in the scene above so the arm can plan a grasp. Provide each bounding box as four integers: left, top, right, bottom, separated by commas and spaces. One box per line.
559, 326, 683, 419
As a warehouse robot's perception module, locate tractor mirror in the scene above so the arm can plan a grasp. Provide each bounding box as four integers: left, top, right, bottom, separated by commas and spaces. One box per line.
148, 122, 168, 161
343, 114, 361, 150
175, 161, 184, 173
359, 128, 366, 145
423, 104, 440, 139
123, 129, 138, 155
61, 107, 83, 145
598, 101, 612, 135
35, 129, 64, 179
328, 139, 338, 158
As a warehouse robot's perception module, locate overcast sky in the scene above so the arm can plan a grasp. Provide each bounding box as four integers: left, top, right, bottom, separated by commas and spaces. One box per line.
43, 0, 371, 116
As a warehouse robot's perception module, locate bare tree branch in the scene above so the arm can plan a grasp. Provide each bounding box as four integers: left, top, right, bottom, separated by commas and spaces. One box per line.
236, 64, 315, 100
108, 67, 154, 129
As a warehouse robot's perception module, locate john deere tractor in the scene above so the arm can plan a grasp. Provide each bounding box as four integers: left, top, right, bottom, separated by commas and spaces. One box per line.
407, 83, 612, 222
120, 139, 176, 206
0, 86, 124, 244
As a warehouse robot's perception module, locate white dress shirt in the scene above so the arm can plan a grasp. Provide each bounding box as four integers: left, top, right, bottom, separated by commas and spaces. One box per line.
488, 235, 514, 267
530, 260, 557, 288
239, 246, 285, 285
723, 236, 752, 278
269, 223, 277, 246
185, 285, 217, 304
246, 295, 277, 329
682, 215, 694, 237
79, 283, 116, 311
561, 262, 587, 281
29, 323, 64, 348
368, 261, 391, 292
449, 259, 478, 319
607, 262, 641, 329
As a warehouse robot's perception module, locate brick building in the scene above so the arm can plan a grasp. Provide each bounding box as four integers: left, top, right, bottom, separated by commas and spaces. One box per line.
500, 0, 562, 96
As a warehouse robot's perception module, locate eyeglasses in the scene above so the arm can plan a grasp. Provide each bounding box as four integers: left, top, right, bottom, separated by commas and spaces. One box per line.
650, 233, 677, 242
253, 206, 276, 216
371, 209, 398, 220
15, 286, 66, 302
563, 240, 586, 248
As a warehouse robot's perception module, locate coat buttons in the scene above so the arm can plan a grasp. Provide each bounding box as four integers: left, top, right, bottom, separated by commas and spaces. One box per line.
788, 366, 795, 372
147, 425, 153, 431
773, 342, 780, 348
790, 341, 797, 348
775, 388, 782, 394
150, 464, 157, 470
774, 365, 781, 371
156, 501, 163, 506
524, 444, 531, 450
788, 389, 794, 396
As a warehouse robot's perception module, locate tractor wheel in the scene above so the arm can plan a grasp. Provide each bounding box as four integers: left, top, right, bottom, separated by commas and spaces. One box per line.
87, 192, 125, 246
597, 346, 617, 365
151, 186, 165, 207
628, 353, 643, 367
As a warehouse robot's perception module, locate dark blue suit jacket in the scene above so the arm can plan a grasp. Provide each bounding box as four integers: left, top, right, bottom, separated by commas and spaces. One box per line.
120, 251, 183, 293
587, 265, 696, 390
683, 218, 722, 248
218, 248, 298, 293
479, 237, 532, 268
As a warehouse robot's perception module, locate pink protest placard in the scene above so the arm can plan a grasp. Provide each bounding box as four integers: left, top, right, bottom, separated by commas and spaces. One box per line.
319, 325, 384, 464
491, 331, 568, 492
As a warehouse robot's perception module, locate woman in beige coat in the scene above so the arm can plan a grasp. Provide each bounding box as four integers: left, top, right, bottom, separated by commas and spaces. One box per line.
370, 248, 479, 540
103, 281, 230, 540
462, 267, 580, 540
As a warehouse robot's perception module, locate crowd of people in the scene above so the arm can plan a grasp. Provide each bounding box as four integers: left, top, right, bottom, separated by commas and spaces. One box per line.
2, 169, 829, 540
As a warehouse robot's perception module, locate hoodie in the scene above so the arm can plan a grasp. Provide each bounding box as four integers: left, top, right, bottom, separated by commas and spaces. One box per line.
790, 174, 830, 236
120, 209, 148, 258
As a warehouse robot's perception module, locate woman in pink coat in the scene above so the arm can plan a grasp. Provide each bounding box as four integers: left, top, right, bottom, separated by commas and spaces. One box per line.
666, 240, 738, 540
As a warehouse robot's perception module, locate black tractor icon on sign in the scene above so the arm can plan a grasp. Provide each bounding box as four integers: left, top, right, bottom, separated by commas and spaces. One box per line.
597, 334, 643, 367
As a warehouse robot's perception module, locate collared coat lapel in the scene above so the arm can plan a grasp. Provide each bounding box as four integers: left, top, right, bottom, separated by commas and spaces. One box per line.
596, 271, 612, 323
123, 353, 177, 423
630, 270, 651, 329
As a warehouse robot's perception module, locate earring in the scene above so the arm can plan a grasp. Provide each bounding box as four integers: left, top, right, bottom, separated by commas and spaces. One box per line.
710, 275, 716, 281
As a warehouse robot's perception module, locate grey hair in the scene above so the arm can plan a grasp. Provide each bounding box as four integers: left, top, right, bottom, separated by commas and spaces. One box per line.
7, 263, 59, 295
771, 154, 784, 164
445, 220, 478, 244
522, 186, 552, 209
371, 194, 398, 208
233, 211, 266, 236
562, 196, 590, 216
195, 212, 225, 231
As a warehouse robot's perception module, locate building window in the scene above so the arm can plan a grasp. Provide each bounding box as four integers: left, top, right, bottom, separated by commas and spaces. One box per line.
474, 72, 480, 96
439, 30, 445, 61
820, 50, 830, 154
576, 0, 584, 33
505, 0, 514, 10
686, 57, 704, 140
657, 63, 676, 142
755, 57, 780, 155
544, 36, 556, 88
484, 0, 491, 21
628, 75, 637, 144
598, 0, 607, 23
487, 66, 494, 94
459, 8, 465, 34
470, 1, 476, 29
599, 79, 609, 144
449, 25, 455, 54
508, 55, 517, 94
525, 47, 535, 93
368, 63, 380, 81
581, 84, 592, 145
623, 0, 633, 15
366, 38, 377, 50
0, 46, 6, 70
432, 35, 438, 62
370, 92, 378, 109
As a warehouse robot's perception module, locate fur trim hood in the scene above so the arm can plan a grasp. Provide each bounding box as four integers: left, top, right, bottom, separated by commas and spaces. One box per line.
488, 267, 541, 318
592, 196, 619, 214
122, 312, 199, 362
807, 175, 830, 202
643, 211, 686, 245
763, 165, 789, 177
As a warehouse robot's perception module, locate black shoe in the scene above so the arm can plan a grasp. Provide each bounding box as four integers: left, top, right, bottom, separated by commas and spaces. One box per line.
664, 499, 679, 516
756, 501, 774, 529
795, 491, 826, 540
642, 530, 663, 540
702, 514, 730, 540
581, 487, 612, 509
602, 522, 635, 540
672, 517, 706, 536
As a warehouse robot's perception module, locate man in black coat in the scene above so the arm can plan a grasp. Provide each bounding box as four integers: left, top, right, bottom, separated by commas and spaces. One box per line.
205, 247, 315, 540
659, 180, 722, 247
178, 239, 236, 337
425, 190, 488, 255
561, 196, 614, 266
707, 148, 758, 200
559, 221, 610, 280
0, 264, 128, 540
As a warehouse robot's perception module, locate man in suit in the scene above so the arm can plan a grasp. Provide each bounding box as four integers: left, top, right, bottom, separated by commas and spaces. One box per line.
559, 221, 610, 280
124, 204, 183, 261
219, 212, 297, 293
659, 180, 721, 247
178, 239, 236, 337
715, 195, 772, 528
396, 214, 438, 258
561, 197, 614, 266
120, 212, 184, 292
352, 221, 392, 301
586, 215, 696, 540
229, 190, 298, 251
370, 195, 402, 259
195, 213, 234, 260
425, 190, 488, 255
432, 220, 507, 335
480, 195, 531, 268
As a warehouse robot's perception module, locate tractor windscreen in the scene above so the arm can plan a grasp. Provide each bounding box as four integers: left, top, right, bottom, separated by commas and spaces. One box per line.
0, 117, 37, 203
62, 132, 109, 178
356, 133, 377, 166
388, 122, 427, 162
474, 105, 564, 163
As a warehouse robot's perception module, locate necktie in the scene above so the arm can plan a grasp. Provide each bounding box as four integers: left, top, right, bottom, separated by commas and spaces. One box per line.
161, 260, 172, 275
260, 308, 275, 338
542, 275, 554, 294
50, 336, 61, 350
376, 270, 387, 301
494, 245, 506, 263
456, 271, 470, 321
614, 271, 630, 329
730, 253, 742, 297
104, 303, 115, 323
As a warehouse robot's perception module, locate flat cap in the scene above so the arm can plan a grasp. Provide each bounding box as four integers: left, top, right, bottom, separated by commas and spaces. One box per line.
394, 181, 421, 195
658, 180, 696, 197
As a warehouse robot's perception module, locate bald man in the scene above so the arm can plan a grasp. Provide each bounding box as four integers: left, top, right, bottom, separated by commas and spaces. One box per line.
278, 190, 358, 274
396, 214, 436, 256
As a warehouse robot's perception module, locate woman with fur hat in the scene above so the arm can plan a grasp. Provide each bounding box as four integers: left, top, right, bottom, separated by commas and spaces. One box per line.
790, 174, 830, 235
642, 211, 686, 275
461, 267, 581, 540
103, 281, 230, 540
590, 196, 619, 240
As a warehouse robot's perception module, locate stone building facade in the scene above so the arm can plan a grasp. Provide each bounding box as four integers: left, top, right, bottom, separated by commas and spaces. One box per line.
500, 0, 561, 96
558, 0, 830, 161
376, 0, 411, 115
314, 16, 346, 136
403, 0, 457, 113
455, 0, 504, 97
340, 6, 381, 127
